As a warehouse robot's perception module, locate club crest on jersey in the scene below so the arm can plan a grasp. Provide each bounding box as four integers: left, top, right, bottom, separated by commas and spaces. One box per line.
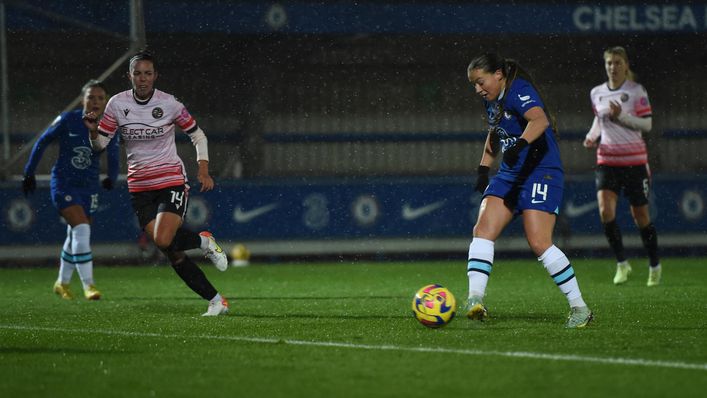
621, 93, 629, 102
152, 107, 164, 119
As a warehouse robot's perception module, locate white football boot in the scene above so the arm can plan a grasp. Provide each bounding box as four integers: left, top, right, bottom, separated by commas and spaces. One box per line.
200, 231, 228, 271
202, 296, 230, 317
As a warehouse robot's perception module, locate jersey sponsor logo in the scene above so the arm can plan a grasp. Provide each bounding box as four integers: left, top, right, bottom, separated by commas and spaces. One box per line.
233, 203, 279, 223
120, 126, 165, 140
152, 107, 164, 119
598, 92, 624, 102
71, 147, 93, 169
401, 200, 446, 220
564, 200, 598, 218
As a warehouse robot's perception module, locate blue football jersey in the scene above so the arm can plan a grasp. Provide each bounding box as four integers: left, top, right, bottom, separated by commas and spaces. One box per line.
24, 109, 120, 192
484, 78, 563, 182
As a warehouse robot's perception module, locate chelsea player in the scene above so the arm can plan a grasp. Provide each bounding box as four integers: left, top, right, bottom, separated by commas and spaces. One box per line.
465, 53, 593, 328
23, 80, 119, 300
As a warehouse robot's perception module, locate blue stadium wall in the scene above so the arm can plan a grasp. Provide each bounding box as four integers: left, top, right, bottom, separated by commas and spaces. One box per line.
2, 175, 705, 251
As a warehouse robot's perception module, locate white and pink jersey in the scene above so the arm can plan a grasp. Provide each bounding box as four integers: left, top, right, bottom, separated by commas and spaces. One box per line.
98, 89, 198, 192
588, 80, 652, 166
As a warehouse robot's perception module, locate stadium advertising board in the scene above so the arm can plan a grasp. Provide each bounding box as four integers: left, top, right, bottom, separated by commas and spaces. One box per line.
1, 176, 705, 245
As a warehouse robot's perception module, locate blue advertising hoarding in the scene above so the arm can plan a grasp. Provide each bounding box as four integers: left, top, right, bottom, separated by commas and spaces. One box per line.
1, 175, 705, 246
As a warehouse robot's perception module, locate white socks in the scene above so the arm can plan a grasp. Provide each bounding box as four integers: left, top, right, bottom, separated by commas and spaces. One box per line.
58, 225, 74, 284
539, 245, 586, 308
467, 238, 495, 299
71, 223, 94, 289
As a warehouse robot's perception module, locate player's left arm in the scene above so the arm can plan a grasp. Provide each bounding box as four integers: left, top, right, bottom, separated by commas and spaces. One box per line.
519, 106, 550, 144
609, 100, 652, 133
512, 82, 550, 145
191, 129, 214, 192
176, 105, 214, 192
502, 106, 549, 167
609, 86, 652, 133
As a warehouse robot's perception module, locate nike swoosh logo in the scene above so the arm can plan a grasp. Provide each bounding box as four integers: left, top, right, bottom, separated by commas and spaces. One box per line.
564, 200, 598, 218
402, 200, 446, 220
69, 133, 80, 137
518, 95, 531, 101
233, 203, 278, 223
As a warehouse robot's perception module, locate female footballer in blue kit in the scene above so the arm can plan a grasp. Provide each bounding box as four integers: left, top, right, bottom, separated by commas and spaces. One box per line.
23, 80, 120, 300
464, 53, 592, 328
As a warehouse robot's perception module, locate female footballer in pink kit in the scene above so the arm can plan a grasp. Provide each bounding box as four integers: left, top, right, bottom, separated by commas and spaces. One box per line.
584, 46, 661, 287
85, 52, 230, 316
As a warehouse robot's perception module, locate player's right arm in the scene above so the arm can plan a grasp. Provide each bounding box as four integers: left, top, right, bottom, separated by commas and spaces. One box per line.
84, 102, 117, 151
24, 114, 64, 176
583, 116, 600, 148
480, 128, 499, 166
584, 90, 602, 148
22, 114, 64, 195
474, 129, 499, 194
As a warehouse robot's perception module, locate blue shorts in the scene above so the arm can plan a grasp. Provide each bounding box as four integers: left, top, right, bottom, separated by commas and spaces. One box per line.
484, 171, 563, 215
51, 188, 99, 216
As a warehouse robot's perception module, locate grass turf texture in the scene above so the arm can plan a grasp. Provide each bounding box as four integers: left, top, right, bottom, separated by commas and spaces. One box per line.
1, 258, 705, 397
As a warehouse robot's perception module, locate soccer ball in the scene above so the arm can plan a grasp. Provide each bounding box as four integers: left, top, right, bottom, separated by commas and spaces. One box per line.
411, 284, 456, 328
230, 244, 251, 267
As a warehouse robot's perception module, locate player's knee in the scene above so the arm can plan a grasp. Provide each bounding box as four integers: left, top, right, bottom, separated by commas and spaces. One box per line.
527, 239, 551, 257
472, 224, 492, 239
598, 208, 614, 223
631, 207, 651, 227
160, 246, 184, 264
153, 236, 173, 250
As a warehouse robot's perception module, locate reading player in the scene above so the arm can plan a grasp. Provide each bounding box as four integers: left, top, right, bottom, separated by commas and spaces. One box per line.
85, 52, 230, 316
583, 46, 661, 287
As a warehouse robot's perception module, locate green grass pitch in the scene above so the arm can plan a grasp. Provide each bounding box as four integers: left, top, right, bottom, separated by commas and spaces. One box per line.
1, 257, 705, 397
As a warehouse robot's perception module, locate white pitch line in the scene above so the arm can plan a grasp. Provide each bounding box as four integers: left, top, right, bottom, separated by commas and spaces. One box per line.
2, 324, 706, 372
